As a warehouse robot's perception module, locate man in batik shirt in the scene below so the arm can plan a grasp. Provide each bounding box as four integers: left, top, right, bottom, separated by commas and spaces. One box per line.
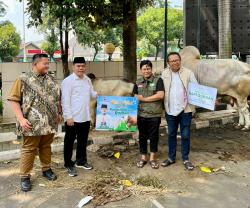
8, 54, 61, 192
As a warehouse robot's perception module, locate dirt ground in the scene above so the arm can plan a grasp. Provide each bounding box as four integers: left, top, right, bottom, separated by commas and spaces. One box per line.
0, 124, 250, 208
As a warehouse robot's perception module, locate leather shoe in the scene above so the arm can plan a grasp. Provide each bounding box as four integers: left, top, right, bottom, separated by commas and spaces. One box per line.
21, 177, 31, 192
42, 168, 57, 181
161, 159, 175, 167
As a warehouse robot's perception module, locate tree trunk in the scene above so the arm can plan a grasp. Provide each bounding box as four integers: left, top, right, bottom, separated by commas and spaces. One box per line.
59, 15, 70, 78
178, 38, 183, 49
123, 0, 137, 82
93, 44, 98, 61
218, 0, 232, 59
155, 46, 159, 61
59, 16, 64, 56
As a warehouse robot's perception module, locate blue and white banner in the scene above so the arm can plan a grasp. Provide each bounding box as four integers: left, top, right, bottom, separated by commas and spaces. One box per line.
96, 96, 138, 132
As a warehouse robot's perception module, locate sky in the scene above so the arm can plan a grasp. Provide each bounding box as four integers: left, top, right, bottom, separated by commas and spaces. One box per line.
2, 0, 44, 43
2, 0, 183, 43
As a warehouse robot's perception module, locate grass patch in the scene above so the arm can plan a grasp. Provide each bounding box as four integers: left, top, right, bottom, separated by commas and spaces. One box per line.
136, 175, 165, 189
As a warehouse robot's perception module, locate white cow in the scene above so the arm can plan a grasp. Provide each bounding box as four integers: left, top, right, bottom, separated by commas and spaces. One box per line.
180, 46, 250, 130
87, 73, 134, 127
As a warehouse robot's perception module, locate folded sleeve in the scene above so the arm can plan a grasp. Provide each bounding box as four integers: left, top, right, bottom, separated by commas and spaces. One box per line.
7, 79, 22, 102
132, 84, 138, 95
156, 78, 165, 91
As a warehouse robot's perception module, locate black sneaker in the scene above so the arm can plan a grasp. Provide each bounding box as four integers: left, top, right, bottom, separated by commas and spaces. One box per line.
42, 168, 57, 181
66, 166, 77, 177
75, 162, 93, 170
21, 177, 31, 192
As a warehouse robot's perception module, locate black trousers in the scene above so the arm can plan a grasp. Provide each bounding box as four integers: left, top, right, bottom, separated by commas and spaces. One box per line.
137, 116, 161, 154
64, 121, 90, 167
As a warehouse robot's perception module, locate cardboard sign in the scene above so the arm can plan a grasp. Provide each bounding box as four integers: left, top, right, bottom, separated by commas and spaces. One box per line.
188, 82, 217, 110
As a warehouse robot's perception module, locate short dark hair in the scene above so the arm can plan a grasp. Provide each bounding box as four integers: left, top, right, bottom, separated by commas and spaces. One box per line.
73, 57, 86, 64
167, 52, 181, 62
101, 104, 107, 108
32, 53, 48, 63
140, 59, 153, 69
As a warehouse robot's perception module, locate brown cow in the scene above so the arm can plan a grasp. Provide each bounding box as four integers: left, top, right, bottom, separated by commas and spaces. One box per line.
180, 46, 250, 131
87, 73, 134, 127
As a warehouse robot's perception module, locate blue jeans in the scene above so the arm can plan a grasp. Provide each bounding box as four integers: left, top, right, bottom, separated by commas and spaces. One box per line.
166, 111, 192, 162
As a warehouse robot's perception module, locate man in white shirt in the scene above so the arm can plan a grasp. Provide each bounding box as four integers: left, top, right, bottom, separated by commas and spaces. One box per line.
161, 52, 197, 170
61, 57, 97, 177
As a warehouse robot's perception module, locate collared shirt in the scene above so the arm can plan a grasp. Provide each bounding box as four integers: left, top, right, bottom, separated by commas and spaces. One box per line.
8, 71, 60, 136
168, 71, 187, 116
61, 73, 97, 122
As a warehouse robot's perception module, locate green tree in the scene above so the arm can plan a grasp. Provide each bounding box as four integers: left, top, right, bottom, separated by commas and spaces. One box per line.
75, 23, 105, 61
0, 21, 21, 62
154, 0, 165, 8
40, 31, 59, 61
103, 27, 122, 48
23, 0, 85, 77
23, 0, 153, 81
68, 0, 153, 81
76, 0, 153, 82
167, 8, 183, 41
137, 7, 183, 60
137, 38, 154, 60
74, 19, 122, 61
38, 9, 60, 61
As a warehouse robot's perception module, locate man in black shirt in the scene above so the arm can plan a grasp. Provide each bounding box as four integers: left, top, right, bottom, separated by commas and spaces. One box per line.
133, 60, 164, 169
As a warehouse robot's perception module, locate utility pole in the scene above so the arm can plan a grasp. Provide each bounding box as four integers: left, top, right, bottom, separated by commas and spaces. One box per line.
23, 0, 26, 62
218, 0, 232, 58
197, 0, 201, 50
164, 0, 168, 68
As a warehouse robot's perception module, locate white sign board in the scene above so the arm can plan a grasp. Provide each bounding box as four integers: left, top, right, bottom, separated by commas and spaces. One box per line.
188, 82, 217, 110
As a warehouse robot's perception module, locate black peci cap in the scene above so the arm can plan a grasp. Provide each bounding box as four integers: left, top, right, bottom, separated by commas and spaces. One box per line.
73, 57, 86, 64
101, 104, 108, 108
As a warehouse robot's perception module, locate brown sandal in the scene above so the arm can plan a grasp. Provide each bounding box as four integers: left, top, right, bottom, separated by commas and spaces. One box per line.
137, 160, 147, 168
149, 160, 159, 169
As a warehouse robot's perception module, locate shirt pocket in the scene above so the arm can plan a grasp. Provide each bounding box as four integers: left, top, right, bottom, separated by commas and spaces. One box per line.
149, 83, 156, 92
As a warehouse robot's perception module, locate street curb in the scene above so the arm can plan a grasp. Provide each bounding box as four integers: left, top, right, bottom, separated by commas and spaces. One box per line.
160, 109, 238, 131
0, 132, 134, 162
0, 142, 66, 162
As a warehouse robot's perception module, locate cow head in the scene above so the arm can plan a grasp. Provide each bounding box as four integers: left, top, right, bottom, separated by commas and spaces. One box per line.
87, 73, 96, 81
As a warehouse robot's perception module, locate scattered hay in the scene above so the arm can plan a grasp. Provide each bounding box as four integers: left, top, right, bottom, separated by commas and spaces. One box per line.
81, 170, 131, 206
136, 175, 165, 189
127, 175, 167, 196
32, 161, 167, 206
129, 185, 168, 196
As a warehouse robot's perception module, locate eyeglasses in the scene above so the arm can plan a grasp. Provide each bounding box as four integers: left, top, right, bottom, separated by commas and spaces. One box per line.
168, 59, 180, 63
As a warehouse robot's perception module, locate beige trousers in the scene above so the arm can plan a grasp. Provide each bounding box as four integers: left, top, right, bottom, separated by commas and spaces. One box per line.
20, 134, 54, 177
